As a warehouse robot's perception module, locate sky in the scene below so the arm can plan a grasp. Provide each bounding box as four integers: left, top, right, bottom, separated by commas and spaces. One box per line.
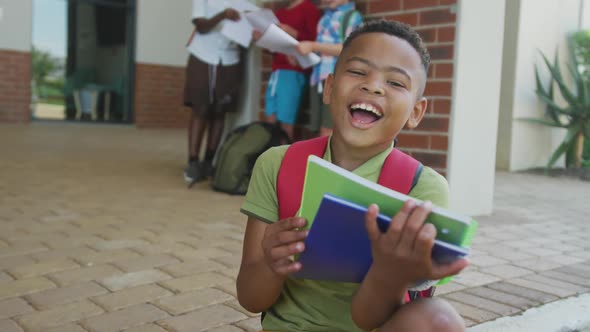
33, 0, 67, 58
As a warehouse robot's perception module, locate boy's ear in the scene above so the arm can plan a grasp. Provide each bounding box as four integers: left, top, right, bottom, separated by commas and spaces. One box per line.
405, 97, 428, 129
322, 74, 334, 105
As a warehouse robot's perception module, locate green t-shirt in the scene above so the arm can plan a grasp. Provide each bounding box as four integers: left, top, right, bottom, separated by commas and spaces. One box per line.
240, 141, 449, 332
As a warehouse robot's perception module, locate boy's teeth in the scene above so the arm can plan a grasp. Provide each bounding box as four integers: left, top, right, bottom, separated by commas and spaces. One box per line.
351, 103, 382, 117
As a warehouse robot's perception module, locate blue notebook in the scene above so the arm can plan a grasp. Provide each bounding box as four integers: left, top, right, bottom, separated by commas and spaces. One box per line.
293, 194, 469, 283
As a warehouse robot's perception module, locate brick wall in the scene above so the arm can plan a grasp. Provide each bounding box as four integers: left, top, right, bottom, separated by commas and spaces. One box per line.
260, 0, 457, 174
134, 62, 189, 128
0, 50, 32, 123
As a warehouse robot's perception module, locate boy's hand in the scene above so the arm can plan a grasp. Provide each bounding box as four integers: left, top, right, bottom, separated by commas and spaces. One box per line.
365, 200, 468, 287
286, 55, 299, 67
224, 8, 241, 21
261, 217, 308, 276
252, 30, 263, 42
296, 41, 315, 55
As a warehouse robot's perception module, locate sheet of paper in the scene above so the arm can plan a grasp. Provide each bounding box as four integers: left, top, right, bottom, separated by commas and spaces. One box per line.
294, 52, 320, 69
255, 24, 320, 69
245, 9, 278, 32
220, 17, 253, 47
230, 0, 259, 12
255, 24, 298, 52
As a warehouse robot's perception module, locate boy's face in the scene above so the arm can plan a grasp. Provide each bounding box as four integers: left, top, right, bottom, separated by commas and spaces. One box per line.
323, 32, 428, 150
323, 0, 349, 9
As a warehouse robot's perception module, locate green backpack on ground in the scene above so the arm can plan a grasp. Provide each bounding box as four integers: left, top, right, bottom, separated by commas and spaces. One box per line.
212, 122, 290, 195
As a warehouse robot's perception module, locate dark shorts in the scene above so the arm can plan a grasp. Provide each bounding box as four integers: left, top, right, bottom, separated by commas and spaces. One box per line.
183, 54, 242, 113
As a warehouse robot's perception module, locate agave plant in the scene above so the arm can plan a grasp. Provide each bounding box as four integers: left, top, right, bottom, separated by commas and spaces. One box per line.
528, 32, 590, 170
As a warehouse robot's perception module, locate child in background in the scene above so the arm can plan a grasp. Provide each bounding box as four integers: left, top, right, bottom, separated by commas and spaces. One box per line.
260, 0, 321, 140
297, 0, 363, 137
237, 20, 468, 331
183, 0, 244, 184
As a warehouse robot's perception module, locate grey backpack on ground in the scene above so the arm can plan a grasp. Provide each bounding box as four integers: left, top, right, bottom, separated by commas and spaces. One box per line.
212, 122, 290, 195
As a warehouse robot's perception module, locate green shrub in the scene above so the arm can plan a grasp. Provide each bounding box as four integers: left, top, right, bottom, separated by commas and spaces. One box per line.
526, 32, 590, 170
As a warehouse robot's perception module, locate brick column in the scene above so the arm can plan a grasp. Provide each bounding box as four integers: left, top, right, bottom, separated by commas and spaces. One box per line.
365, 0, 457, 175
0, 50, 32, 123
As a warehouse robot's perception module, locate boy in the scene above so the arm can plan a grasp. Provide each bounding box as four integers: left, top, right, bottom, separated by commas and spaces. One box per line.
261, 0, 321, 140
183, 0, 243, 184
297, 0, 363, 137
237, 20, 468, 331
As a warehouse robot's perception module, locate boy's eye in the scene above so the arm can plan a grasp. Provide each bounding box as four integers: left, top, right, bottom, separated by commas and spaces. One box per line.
347, 69, 365, 76
387, 80, 405, 88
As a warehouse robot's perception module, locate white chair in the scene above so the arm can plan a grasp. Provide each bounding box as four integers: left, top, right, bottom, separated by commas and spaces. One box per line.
73, 86, 112, 121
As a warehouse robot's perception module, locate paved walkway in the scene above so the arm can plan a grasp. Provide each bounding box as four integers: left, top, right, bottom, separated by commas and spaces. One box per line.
0, 123, 588, 332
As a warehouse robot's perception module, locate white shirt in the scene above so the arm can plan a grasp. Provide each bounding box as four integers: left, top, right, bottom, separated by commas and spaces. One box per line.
187, 0, 241, 66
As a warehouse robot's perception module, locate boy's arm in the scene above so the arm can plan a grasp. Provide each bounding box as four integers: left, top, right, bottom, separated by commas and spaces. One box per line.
351, 266, 407, 329
351, 201, 467, 330
236, 216, 308, 313
297, 41, 342, 57
236, 217, 286, 313
297, 11, 363, 56
192, 8, 240, 33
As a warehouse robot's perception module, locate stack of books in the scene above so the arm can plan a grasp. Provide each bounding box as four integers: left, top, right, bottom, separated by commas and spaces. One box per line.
293, 156, 478, 285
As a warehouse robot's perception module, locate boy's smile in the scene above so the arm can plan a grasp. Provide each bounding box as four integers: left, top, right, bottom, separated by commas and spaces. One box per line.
349, 101, 383, 127
323, 32, 428, 155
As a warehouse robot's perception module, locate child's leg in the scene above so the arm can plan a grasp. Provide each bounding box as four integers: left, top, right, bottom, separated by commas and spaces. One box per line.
205, 109, 225, 153
376, 298, 465, 332
265, 113, 278, 124
202, 107, 226, 176
184, 54, 211, 164
264, 71, 279, 124
185, 104, 213, 183
188, 104, 209, 160
202, 60, 241, 175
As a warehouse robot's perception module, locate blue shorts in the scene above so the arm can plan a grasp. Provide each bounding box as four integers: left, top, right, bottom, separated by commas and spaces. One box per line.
265, 70, 307, 125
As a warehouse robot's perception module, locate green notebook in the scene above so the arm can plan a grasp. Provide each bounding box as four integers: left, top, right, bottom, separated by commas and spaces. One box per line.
297, 155, 477, 285
298, 155, 478, 249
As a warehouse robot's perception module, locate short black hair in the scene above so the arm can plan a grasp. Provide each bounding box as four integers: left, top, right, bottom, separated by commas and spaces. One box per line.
341, 19, 431, 74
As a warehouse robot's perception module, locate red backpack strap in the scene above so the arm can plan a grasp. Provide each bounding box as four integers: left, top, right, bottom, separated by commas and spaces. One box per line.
377, 148, 421, 195
277, 136, 329, 220
377, 149, 434, 302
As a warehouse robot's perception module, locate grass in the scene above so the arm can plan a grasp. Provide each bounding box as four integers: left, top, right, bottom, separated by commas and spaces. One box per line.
38, 85, 62, 97
38, 97, 65, 106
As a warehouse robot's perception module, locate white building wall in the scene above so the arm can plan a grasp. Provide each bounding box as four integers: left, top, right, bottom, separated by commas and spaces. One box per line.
497, 0, 584, 171
447, 0, 506, 216
0, 0, 33, 51
135, 0, 193, 67
581, 0, 590, 29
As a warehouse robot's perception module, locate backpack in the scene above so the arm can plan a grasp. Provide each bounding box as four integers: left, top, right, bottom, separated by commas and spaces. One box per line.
212, 122, 290, 195
276, 136, 434, 302
339, 9, 362, 41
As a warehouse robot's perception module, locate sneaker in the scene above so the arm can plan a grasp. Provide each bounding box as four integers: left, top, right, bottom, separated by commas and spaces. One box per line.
200, 160, 215, 178
183, 161, 202, 183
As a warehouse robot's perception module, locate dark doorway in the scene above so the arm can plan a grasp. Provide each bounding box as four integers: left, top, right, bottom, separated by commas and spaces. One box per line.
64, 0, 136, 123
